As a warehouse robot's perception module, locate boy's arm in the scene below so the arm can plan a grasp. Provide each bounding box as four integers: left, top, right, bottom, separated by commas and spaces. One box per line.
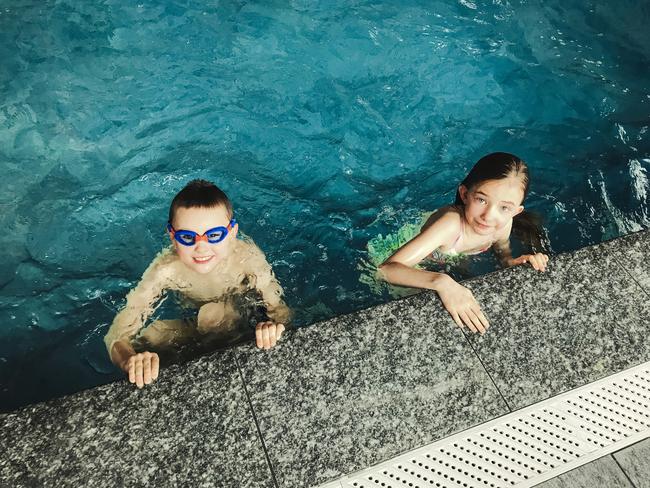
104, 251, 171, 366
245, 244, 292, 324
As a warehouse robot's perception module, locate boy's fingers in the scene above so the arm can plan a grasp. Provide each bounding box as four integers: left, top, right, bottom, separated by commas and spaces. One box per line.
255, 324, 264, 348
128, 358, 136, 384
151, 354, 160, 380
262, 325, 271, 349
135, 358, 144, 388
277, 324, 285, 340
143, 353, 152, 385
269, 324, 277, 347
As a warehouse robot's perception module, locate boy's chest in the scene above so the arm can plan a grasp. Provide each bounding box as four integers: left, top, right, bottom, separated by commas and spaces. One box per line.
170, 269, 255, 303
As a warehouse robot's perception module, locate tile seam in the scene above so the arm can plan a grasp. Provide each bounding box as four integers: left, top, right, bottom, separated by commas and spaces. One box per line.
610, 252, 650, 301
233, 352, 281, 488
611, 453, 640, 488
460, 329, 513, 413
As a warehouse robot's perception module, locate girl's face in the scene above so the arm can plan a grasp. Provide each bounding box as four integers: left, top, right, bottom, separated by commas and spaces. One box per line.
170, 205, 238, 274
459, 177, 525, 235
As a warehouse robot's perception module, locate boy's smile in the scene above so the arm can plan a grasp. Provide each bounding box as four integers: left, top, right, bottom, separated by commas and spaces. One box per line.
170, 205, 238, 274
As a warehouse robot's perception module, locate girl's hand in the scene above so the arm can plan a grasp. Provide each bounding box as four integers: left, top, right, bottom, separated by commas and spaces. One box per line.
436, 276, 489, 334
508, 253, 549, 272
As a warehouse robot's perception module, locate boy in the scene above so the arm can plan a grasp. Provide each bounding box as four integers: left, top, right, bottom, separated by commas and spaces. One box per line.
104, 179, 291, 388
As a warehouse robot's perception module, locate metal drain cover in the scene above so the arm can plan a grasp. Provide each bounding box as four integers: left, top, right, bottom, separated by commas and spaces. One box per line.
318, 361, 650, 488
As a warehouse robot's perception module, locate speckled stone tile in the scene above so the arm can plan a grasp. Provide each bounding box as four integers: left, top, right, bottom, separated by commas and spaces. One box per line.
464, 243, 650, 410
598, 229, 650, 292
613, 437, 650, 488
535, 455, 633, 488
236, 292, 509, 488
0, 351, 274, 488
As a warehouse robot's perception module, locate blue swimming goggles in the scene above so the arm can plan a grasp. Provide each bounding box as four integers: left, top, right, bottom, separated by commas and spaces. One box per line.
167, 219, 237, 246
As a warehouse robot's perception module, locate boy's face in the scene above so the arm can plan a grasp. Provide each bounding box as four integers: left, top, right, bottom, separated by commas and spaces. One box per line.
460, 178, 525, 236
170, 204, 238, 274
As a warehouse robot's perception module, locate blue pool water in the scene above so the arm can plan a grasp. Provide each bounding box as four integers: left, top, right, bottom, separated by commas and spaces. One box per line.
1, 0, 649, 411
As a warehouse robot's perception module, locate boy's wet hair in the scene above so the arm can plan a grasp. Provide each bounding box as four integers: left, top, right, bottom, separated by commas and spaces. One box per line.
454, 152, 549, 253
168, 179, 233, 224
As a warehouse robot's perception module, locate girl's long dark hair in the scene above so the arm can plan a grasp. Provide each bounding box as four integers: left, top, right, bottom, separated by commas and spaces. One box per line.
454, 152, 548, 253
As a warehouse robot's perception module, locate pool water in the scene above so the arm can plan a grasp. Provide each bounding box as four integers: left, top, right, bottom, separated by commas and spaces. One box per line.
1, 0, 648, 411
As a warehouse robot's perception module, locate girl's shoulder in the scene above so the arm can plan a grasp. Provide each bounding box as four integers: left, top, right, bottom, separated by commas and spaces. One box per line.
421, 205, 463, 234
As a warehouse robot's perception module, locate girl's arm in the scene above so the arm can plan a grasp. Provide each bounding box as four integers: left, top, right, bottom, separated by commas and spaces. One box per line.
492, 223, 548, 272
379, 211, 489, 334
379, 210, 460, 290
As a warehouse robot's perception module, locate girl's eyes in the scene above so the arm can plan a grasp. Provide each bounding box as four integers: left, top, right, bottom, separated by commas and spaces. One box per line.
475, 197, 486, 204
501, 206, 512, 212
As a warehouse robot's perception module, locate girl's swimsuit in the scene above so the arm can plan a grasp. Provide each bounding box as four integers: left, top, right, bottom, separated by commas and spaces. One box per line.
431, 217, 492, 263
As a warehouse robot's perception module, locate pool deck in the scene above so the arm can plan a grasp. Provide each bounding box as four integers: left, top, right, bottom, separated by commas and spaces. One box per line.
2, 230, 650, 488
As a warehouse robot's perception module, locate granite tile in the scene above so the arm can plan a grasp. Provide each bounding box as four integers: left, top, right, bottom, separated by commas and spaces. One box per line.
236, 292, 509, 488
535, 455, 633, 488
613, 437, 650, 488
464, 244, 650, 410
0, 351, 274, 488
598, 229, 650, 292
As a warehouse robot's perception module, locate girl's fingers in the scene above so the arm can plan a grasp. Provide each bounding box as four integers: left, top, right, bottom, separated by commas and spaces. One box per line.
450, 312, 465, 330
459, 311, 478, 333
467, 309, 486, 334
277, 324, 285, 340
474, 307, 490, 330
530, 255, 540, 270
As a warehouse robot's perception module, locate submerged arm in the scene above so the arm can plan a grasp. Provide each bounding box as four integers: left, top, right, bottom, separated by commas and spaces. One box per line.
104, 252, 171, 367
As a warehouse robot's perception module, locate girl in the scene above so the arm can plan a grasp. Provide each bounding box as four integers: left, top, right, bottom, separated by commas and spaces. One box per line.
379, 152, 548, 335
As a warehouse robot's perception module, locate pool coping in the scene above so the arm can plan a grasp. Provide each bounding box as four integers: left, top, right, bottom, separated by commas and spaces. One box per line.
1, 228, 649, 487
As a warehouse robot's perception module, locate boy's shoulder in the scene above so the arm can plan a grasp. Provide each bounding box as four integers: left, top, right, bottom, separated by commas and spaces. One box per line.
231, 235, 269, 265
143, 247, 182, 283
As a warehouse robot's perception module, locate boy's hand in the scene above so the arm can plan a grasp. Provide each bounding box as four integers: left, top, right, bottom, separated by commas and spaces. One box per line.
121, 351, 160, 389
508, 253, 549, 272
435, 276, 489, 335
255, 321, 285, 350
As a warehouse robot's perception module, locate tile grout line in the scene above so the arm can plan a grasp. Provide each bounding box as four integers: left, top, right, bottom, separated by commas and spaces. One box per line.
610, 252, 650, 300
611, 453, 639, 488
234, 352, 281, 488
460, 328, 513, 413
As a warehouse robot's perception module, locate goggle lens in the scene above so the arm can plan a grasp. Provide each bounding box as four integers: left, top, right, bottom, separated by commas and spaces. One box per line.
167, 220, 236, 247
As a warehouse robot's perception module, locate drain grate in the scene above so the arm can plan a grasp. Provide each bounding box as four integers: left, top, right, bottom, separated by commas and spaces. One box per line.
318, 361, 650, 488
